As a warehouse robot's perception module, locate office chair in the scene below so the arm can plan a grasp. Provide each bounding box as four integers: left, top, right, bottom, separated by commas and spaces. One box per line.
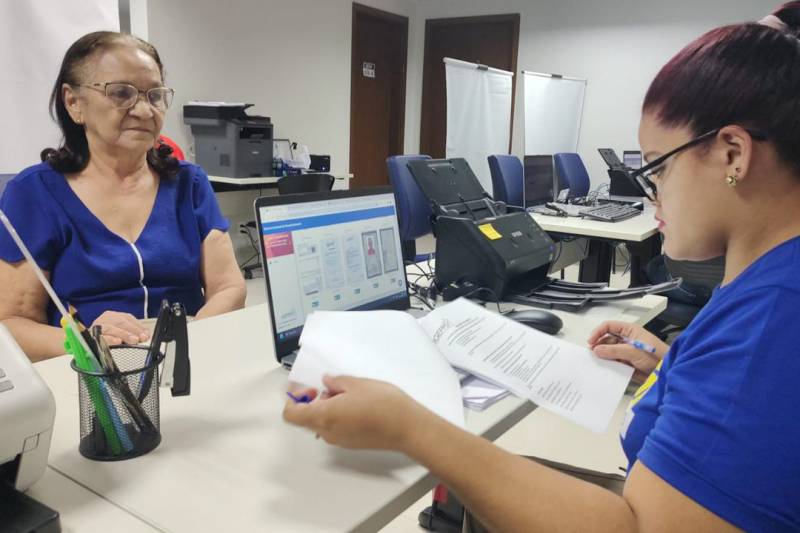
386, 155, 433, 262
158, 135, 185, 160
645, 254, 725, 338
277, 173, 335, 194
554, 153, 591, 198
487, 154, 524, 207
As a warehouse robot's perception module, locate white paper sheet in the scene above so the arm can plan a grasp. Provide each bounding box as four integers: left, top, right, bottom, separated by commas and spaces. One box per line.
289, 310, 465, 429
419, 299, 633, 433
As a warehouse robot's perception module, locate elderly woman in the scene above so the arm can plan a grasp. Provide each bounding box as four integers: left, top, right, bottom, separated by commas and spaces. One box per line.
285, 3, 800, 531
0, 32, 245, 361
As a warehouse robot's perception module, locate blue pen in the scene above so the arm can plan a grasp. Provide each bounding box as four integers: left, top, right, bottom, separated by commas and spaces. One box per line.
608, 333, 658, 355
286, 392, 312, 404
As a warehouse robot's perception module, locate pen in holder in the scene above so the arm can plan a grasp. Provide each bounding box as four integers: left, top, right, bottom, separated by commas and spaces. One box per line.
67, 300, 190, 461
71, 346, 164, 461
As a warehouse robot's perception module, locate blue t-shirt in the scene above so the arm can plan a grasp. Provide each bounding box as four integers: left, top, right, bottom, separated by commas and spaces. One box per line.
621, 236, 800, 531
0, 161, 229, 326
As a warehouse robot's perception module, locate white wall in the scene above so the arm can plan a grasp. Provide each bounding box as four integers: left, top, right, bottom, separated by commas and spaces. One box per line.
147, 0, 417, 261
406, 0, 777, 187
148, 0, 416, 176
148, 0, 779, 186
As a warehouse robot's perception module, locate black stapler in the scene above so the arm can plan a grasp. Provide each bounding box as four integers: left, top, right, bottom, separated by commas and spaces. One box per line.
149, 300, 191, 397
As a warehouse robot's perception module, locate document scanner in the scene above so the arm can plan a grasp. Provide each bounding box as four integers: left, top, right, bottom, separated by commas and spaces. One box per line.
0, 324, 61, 531
407, 158, 556, 298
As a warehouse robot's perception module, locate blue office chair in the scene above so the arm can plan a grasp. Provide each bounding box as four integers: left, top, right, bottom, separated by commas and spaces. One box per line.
487, 155, 524, 207
386, 155, 433, 262
554, 153, 591, 198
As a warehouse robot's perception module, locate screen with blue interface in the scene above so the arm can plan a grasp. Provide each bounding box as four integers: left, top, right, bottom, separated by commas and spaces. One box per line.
258, 193, 407, 342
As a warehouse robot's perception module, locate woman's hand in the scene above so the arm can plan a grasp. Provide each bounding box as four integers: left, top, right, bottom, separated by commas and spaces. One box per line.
91, 310, 150, 346
587, 321, 669, 381
283, 375, 431, 450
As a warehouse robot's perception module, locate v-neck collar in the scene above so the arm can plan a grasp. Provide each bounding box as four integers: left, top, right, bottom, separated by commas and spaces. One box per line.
49, 165, 164, 246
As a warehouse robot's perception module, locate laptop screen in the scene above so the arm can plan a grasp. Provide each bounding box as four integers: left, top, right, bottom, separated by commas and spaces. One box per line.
523, 155, 555, 207
623, 151, 642, 169
255, 188, 410, 360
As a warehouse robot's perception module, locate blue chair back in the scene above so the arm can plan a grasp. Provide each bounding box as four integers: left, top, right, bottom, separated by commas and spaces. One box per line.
487, 155, 524, 207
386, 155, 432, 242
554, 153, 591, 198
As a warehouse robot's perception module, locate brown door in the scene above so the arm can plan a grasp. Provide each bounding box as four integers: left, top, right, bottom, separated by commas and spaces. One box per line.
420, 14, 520, 158
349, 3, 408, 188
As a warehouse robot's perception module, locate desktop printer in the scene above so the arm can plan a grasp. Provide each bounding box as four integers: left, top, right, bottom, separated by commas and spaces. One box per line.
184, 102, 273, 177
407, 158, 556, 298
0, 324, 60, 531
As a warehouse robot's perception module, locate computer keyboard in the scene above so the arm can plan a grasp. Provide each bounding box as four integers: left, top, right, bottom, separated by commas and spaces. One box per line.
579, 203, 641, 222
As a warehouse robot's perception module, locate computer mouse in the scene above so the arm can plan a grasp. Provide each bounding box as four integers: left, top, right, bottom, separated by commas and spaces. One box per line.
505, 309, 563, 335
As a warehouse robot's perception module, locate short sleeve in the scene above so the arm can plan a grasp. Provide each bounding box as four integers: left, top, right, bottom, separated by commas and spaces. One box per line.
636, 288, 800, 531
189, 165, 230, 239
0, 173, 61, 269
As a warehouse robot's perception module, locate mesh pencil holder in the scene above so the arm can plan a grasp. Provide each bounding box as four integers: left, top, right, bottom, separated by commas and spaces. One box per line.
70, 346, 164, 461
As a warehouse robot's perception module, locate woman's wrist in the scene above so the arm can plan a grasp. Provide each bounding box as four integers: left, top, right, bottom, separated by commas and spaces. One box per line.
397, 404, 455, 459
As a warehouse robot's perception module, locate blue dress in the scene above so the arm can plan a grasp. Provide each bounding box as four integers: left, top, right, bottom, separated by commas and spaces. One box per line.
621, 236, 800, 531
0, 161, 229, 326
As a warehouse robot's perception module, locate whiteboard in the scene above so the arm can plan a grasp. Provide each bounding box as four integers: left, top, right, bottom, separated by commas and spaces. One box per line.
523, 71, 586, 155
445, 57, 514, 196
0, 0, 119, 174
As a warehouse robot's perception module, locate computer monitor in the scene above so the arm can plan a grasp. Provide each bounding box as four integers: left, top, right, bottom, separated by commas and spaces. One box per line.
623, 151, 642, 169
523, 155, 556, 207
254, 188, 410, 362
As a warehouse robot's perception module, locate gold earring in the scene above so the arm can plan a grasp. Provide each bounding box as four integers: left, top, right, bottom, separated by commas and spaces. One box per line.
726, 175, 738, 187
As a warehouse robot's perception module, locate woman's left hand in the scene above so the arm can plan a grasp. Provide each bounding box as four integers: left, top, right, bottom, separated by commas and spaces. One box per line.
283, 375, 430, 450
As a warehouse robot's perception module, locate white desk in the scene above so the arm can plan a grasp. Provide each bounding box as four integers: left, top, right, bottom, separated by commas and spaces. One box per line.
24, 467, 158, 532
32, 295, 665, 532
530, 203, 659, 242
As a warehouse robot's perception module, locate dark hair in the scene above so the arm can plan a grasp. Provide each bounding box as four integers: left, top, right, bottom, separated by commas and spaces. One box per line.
642, 2, 800, 176
41, 31, 179, 177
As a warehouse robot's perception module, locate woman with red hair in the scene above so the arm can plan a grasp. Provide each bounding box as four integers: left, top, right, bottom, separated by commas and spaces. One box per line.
285, 4, 800, 531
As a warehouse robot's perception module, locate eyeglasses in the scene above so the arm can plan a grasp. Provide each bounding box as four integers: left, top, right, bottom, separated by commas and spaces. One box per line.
80, 82, 174, 111
628, 128, 768, 201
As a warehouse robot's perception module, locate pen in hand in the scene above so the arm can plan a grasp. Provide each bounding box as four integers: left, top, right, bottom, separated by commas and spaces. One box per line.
286, 391, 312, 404
606, 332, 658, 355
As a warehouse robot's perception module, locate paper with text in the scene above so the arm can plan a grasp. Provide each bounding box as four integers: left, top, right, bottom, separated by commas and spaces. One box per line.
419, 299, 632, 433
289, 310, 465, 428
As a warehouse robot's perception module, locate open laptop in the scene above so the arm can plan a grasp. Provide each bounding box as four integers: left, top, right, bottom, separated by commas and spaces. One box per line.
254, 187, 413, 369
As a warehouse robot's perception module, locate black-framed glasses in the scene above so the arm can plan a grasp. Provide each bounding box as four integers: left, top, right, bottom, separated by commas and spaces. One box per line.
80, 82, 174, 111
628, 128, 768, 201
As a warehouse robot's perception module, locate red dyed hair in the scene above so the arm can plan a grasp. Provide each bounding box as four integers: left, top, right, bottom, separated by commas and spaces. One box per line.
643, 3, 800, 175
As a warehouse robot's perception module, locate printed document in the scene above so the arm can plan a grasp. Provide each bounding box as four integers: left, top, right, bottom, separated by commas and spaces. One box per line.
419, 299, 633, 432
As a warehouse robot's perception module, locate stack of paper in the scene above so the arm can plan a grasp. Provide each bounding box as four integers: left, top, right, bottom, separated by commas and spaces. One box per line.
461, 374, 511, 411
